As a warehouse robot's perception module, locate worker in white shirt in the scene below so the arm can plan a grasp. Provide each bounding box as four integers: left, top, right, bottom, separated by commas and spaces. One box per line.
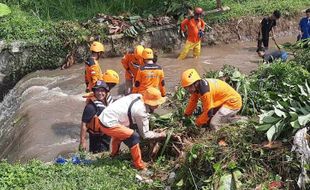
98, 87, 166, 170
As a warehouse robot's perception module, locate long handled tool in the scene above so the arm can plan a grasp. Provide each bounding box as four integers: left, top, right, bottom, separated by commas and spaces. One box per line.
272, 37, 281, 50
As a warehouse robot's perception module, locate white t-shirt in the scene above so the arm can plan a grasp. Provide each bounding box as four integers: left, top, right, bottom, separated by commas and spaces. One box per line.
98, 94, 160, 139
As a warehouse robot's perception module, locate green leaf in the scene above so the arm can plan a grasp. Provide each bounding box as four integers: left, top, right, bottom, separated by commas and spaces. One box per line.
213, 162, 222, 172
274, 107, 286, 118
176, 179, 184, 187
262, 116, 281, 124
0, 3, 11, 17
276, 101, 284, 109
298, 114, 310, 126
297, 107, 309, 115
305, 81, 310, 94
160, 128, 174, 157
258, 110, 275, 123
255, 123, 272, 131
232, 70, 242, 78
289, 112, 298, 121
267, 125, 276, 142
290, 120, 301, 129
158, 112, 173, 120
228, 161, 237, 170
298, 84, 308, 96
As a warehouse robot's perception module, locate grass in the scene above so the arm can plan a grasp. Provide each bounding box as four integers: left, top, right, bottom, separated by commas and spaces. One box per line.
0, 158, 158, 190
2, 0, 310, 21
206, 0, 310, 23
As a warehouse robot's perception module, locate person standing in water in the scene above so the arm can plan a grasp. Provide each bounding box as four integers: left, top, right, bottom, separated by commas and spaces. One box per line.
178, 7, 206, 60
257, 10, 281, 51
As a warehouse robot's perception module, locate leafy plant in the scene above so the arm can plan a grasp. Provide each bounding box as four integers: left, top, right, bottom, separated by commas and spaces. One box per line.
173, 123, 300, 189
0, 3, 11, 17
256, 81, 310, 141
283, 39, 310, 71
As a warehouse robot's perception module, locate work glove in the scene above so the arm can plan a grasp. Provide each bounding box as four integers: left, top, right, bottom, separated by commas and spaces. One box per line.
85, 88, 90, 93
198, 30, 204, 38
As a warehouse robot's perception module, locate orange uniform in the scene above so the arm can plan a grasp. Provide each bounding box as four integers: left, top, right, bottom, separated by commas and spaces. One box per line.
84, 57, 103, 92
132, 63, 166, 97
185, 79, 242, 126
121, 53, 144, 80
180, 17, 206, 43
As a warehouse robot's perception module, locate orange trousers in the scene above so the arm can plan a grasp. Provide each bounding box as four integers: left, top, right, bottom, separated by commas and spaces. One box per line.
100, 124, 145, 170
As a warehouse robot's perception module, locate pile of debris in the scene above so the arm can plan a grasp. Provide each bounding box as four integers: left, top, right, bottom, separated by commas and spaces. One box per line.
82, 14, 176, 38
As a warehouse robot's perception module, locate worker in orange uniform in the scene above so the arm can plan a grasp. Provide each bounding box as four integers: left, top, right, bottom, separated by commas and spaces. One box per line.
98, 87, 166, 170
178, 7, 206, 60
121, 45, 144, 94
181, 69, 242, 130
132, 48, 166, 97
85, 41, 104, 92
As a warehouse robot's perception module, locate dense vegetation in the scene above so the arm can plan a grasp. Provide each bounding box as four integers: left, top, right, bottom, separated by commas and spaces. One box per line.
2, 0, 310, 22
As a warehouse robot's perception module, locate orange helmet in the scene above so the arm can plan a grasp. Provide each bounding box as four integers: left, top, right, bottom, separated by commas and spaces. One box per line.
142, 48, 154, 60
143, 87, 166, 106
194, 7, 203, 14
181, 68, 201, 87
103, 69, 120, 84
90, 41, 105, 52
134, 45, 144, 59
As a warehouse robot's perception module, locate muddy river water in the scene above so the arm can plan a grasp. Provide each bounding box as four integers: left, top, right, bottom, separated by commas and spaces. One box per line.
0, 37, 296, 162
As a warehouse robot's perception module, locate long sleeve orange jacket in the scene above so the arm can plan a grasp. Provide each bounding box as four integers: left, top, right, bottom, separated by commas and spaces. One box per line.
121, 53, 144, 80
184, 79, 242, 126
180, 17, 206, 43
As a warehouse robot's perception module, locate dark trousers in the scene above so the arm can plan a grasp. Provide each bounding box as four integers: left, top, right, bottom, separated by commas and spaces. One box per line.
89, 133, 111, 153
257, 32, 270, 50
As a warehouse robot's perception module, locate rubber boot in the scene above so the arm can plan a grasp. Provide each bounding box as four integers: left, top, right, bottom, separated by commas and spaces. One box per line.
130, 144, 145, 170
110, 138, 122, 157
